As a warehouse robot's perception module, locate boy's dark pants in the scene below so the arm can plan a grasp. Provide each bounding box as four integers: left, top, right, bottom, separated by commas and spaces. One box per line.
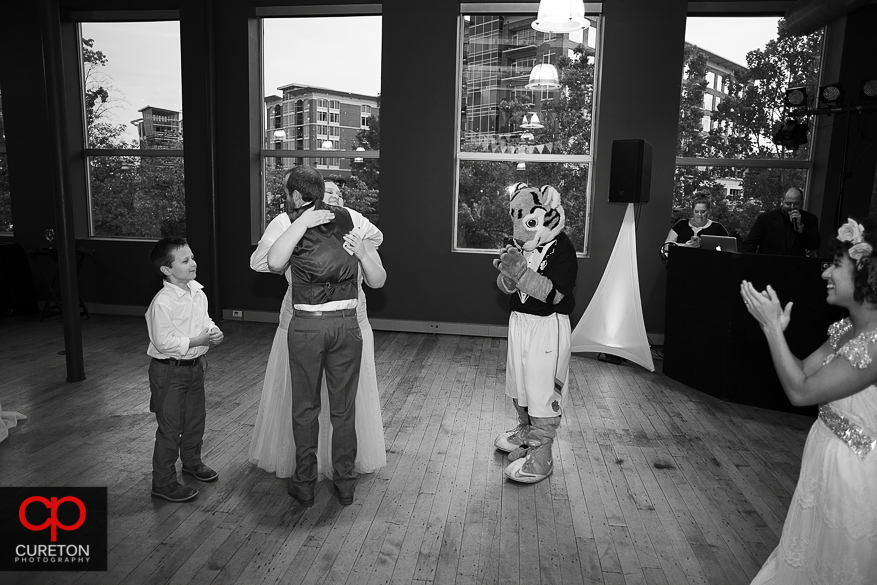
287, 311, 362, 500
148, 359, 206, 489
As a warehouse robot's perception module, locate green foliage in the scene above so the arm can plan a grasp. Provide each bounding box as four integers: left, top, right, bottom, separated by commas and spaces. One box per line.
343, 175, 379, 227
265, 167, 379, 229
353, 116, 380, 190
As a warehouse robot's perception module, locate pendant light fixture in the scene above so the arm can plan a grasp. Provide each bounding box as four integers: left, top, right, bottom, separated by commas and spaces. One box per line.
532, 0, 589, 33
525, 63, 560, 90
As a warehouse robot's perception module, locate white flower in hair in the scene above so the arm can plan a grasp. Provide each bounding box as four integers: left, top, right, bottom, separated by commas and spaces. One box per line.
838, 219, 873, 267
849, 243, 873, 265
838, 219, 865, 244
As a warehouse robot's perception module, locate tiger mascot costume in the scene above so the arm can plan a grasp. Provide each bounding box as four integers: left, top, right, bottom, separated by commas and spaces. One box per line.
493, 182, 578, 483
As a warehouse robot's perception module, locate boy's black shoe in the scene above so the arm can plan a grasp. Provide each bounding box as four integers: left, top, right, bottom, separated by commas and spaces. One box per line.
182, 463, 219, 482
333, 484, 354, 506
151, 483, 199, 503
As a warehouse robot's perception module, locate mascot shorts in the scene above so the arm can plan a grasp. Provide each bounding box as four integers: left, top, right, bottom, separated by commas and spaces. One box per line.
505, 311, 571, 418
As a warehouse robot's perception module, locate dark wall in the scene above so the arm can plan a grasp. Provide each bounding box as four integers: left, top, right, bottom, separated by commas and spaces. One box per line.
235, 0, 689, 332
818, 5, 877, 241
2, 0, 873, 336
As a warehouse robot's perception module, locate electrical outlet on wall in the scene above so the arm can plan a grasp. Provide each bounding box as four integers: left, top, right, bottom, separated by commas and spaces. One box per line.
232, 310, 243, 318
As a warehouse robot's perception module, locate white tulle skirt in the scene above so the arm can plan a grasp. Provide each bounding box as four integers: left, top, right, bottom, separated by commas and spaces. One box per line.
750, 416, 877, 585
248, 286, 387, 479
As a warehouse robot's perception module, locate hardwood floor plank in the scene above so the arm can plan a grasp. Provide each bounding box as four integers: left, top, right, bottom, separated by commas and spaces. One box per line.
0, 316, 818, 585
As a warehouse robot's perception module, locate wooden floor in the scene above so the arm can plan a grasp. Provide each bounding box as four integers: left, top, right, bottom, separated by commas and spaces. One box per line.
0, 314, 814, 585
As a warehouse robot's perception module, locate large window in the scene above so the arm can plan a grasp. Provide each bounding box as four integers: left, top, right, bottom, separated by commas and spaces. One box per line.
261, 14, 381, 228
0, 87, 10, 233
456, 11, 600, 254
675, 16, 824, 241
78, 20, 184, 239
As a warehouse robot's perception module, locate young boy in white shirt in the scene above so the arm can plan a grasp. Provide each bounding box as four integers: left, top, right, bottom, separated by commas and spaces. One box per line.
146, 237, 224, 502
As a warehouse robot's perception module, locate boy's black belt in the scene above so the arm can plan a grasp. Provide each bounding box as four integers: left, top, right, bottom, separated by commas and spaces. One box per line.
292, 308, 356, 318
153, 357, 200, 366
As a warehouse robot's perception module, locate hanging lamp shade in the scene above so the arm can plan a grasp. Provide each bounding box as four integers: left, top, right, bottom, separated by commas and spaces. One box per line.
532, 0, 589, 33
525, 63, 560, 90
521, 130, 535, 142
521, 112, 544, 130
321, 139, 334, 149
353, 146, 365, 163
516, 162, 527, 171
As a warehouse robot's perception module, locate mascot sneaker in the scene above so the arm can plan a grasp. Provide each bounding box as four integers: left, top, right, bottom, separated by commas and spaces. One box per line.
494, 424, 530, 453
504, 450, 553, 483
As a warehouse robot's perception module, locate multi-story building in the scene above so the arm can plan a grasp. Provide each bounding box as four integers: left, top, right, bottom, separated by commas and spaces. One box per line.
461, 15, 593, 148
131, 106, 182, 148
265, 85, 379, 176
694, 47, 743, 133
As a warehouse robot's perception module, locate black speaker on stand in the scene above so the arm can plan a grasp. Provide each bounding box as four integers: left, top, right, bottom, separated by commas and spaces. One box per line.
608, 139, 652, 203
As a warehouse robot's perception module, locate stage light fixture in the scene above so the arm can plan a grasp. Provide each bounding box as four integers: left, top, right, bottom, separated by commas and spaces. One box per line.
784, 87, 808, 110
772, 118, 809, 150
818, 83, 844, 105
860, 78, 877, 102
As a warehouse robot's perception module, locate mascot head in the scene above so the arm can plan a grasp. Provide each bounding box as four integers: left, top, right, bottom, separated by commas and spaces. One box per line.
506, 182, 565, 251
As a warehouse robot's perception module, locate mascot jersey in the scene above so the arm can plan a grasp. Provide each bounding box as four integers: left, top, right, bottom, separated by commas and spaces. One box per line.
508, 231, 577, 317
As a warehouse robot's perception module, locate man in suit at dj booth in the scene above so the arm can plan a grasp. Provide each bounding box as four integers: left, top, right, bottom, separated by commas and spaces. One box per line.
742, 186, 821, 256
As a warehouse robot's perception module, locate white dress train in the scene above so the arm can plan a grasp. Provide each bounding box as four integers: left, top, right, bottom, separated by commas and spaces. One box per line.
750, 326, 877, 584
247, 280, 386, 479
0, 401, 26, 444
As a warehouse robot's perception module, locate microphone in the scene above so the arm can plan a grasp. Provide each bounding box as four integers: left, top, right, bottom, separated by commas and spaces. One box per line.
792, 214, 803, 233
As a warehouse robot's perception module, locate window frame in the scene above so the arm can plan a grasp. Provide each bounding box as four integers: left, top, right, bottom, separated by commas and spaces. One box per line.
255, 5, 382, 241
71, 11, 185, 242
676, 8, 829, 207
453, 4, 604, 257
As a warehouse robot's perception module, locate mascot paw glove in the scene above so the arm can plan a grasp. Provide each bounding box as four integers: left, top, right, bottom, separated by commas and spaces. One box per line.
496, 246, 528, 283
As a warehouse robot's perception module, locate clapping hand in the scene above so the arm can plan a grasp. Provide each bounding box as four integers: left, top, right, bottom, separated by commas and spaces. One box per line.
740, 280, 793, 332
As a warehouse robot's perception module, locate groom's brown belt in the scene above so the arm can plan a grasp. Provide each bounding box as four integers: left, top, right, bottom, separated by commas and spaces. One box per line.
292, 308, 356, 319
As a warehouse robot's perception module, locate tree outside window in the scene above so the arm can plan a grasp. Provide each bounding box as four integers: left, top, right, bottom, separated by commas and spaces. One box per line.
674, 18, 823, 241
79, 22, 185, 239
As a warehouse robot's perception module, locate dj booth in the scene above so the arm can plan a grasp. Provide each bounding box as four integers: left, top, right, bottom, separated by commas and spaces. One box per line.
662, 246, 845, 416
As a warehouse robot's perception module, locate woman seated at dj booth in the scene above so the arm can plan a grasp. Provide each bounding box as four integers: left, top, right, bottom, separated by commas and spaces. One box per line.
661, 195, 729, 262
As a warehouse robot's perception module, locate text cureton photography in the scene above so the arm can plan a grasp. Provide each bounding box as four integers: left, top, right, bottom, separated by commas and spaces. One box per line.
0, 487, 107, 572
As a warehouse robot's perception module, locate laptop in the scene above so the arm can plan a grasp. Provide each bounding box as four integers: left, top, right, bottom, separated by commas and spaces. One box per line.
700, 234, 738, 253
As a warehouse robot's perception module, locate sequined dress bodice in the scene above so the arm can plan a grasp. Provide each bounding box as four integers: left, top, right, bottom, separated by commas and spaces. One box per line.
821, 318, 877, 437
